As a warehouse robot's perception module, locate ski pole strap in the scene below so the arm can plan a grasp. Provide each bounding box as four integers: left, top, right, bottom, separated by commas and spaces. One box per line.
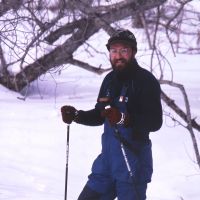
114, 127, 139, 155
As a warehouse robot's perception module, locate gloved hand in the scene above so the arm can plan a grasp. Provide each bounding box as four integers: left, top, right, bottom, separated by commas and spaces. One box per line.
61, 105, 78, 124
101, 107, 129, 126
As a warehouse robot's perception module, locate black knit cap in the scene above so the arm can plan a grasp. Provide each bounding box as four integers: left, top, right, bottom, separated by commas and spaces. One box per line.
106, 29, 137, 52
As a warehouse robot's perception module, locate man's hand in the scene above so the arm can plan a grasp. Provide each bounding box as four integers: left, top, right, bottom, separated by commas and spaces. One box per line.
101, 107, 129, 126
61, 105, 78, 124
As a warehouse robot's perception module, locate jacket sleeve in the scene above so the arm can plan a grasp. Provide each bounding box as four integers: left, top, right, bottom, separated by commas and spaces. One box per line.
130, 76, 163, 133
75, 107, 104, 126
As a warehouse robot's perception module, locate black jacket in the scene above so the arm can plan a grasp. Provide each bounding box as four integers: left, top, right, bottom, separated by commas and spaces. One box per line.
76, 59, 162, 140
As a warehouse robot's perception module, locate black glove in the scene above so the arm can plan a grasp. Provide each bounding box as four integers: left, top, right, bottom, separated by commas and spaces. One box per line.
61, 105, 78, 124
101, 107, 129, 126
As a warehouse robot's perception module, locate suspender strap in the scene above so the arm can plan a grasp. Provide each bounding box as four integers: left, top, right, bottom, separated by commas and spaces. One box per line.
113, 83, 140, 155
119, 83, 128, 103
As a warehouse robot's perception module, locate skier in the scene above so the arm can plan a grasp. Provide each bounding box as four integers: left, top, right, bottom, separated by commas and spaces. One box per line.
61, 29, 163, 200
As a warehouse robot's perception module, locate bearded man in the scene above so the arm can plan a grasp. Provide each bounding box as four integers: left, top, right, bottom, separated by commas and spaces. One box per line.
61, 29, 163, 200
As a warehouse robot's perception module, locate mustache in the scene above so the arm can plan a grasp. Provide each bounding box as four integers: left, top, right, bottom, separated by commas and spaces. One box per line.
114, 59, 126, 63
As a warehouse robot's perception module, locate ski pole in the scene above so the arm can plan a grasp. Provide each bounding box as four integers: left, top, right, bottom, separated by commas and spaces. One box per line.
64, 124, 70, 200
114, 127, 140, 200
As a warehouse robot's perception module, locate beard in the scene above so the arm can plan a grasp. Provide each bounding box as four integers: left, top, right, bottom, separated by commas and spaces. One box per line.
111, 58, 129, 71
111, 58, 134, 81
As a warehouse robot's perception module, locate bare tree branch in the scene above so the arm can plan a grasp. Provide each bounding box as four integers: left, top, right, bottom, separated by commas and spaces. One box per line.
68, 58, 111, 74
160, 88, 200, 132
0, 0, 23, 16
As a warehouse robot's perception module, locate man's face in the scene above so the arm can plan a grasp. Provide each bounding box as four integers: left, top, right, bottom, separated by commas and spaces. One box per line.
109, 42, 136, 72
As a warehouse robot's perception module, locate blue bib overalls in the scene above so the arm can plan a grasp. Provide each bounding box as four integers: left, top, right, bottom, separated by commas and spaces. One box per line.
78, 83, 153, 200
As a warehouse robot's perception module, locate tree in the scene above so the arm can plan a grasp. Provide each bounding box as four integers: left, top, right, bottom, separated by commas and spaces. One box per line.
0, 0, 199, 168
0, 0, 166, 91
136, 0, 200, 168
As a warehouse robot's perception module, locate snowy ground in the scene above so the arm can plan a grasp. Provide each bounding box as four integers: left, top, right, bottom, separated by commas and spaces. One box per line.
0, 52, 200, 200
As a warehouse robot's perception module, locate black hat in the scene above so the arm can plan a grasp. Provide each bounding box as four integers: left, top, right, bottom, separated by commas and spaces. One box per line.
106, 29, 137, 51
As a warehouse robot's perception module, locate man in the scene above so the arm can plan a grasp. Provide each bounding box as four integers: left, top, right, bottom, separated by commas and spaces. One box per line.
61, 29, 162, 200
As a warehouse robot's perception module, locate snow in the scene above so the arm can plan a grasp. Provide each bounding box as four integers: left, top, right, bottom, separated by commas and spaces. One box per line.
1, 39, 200, 200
